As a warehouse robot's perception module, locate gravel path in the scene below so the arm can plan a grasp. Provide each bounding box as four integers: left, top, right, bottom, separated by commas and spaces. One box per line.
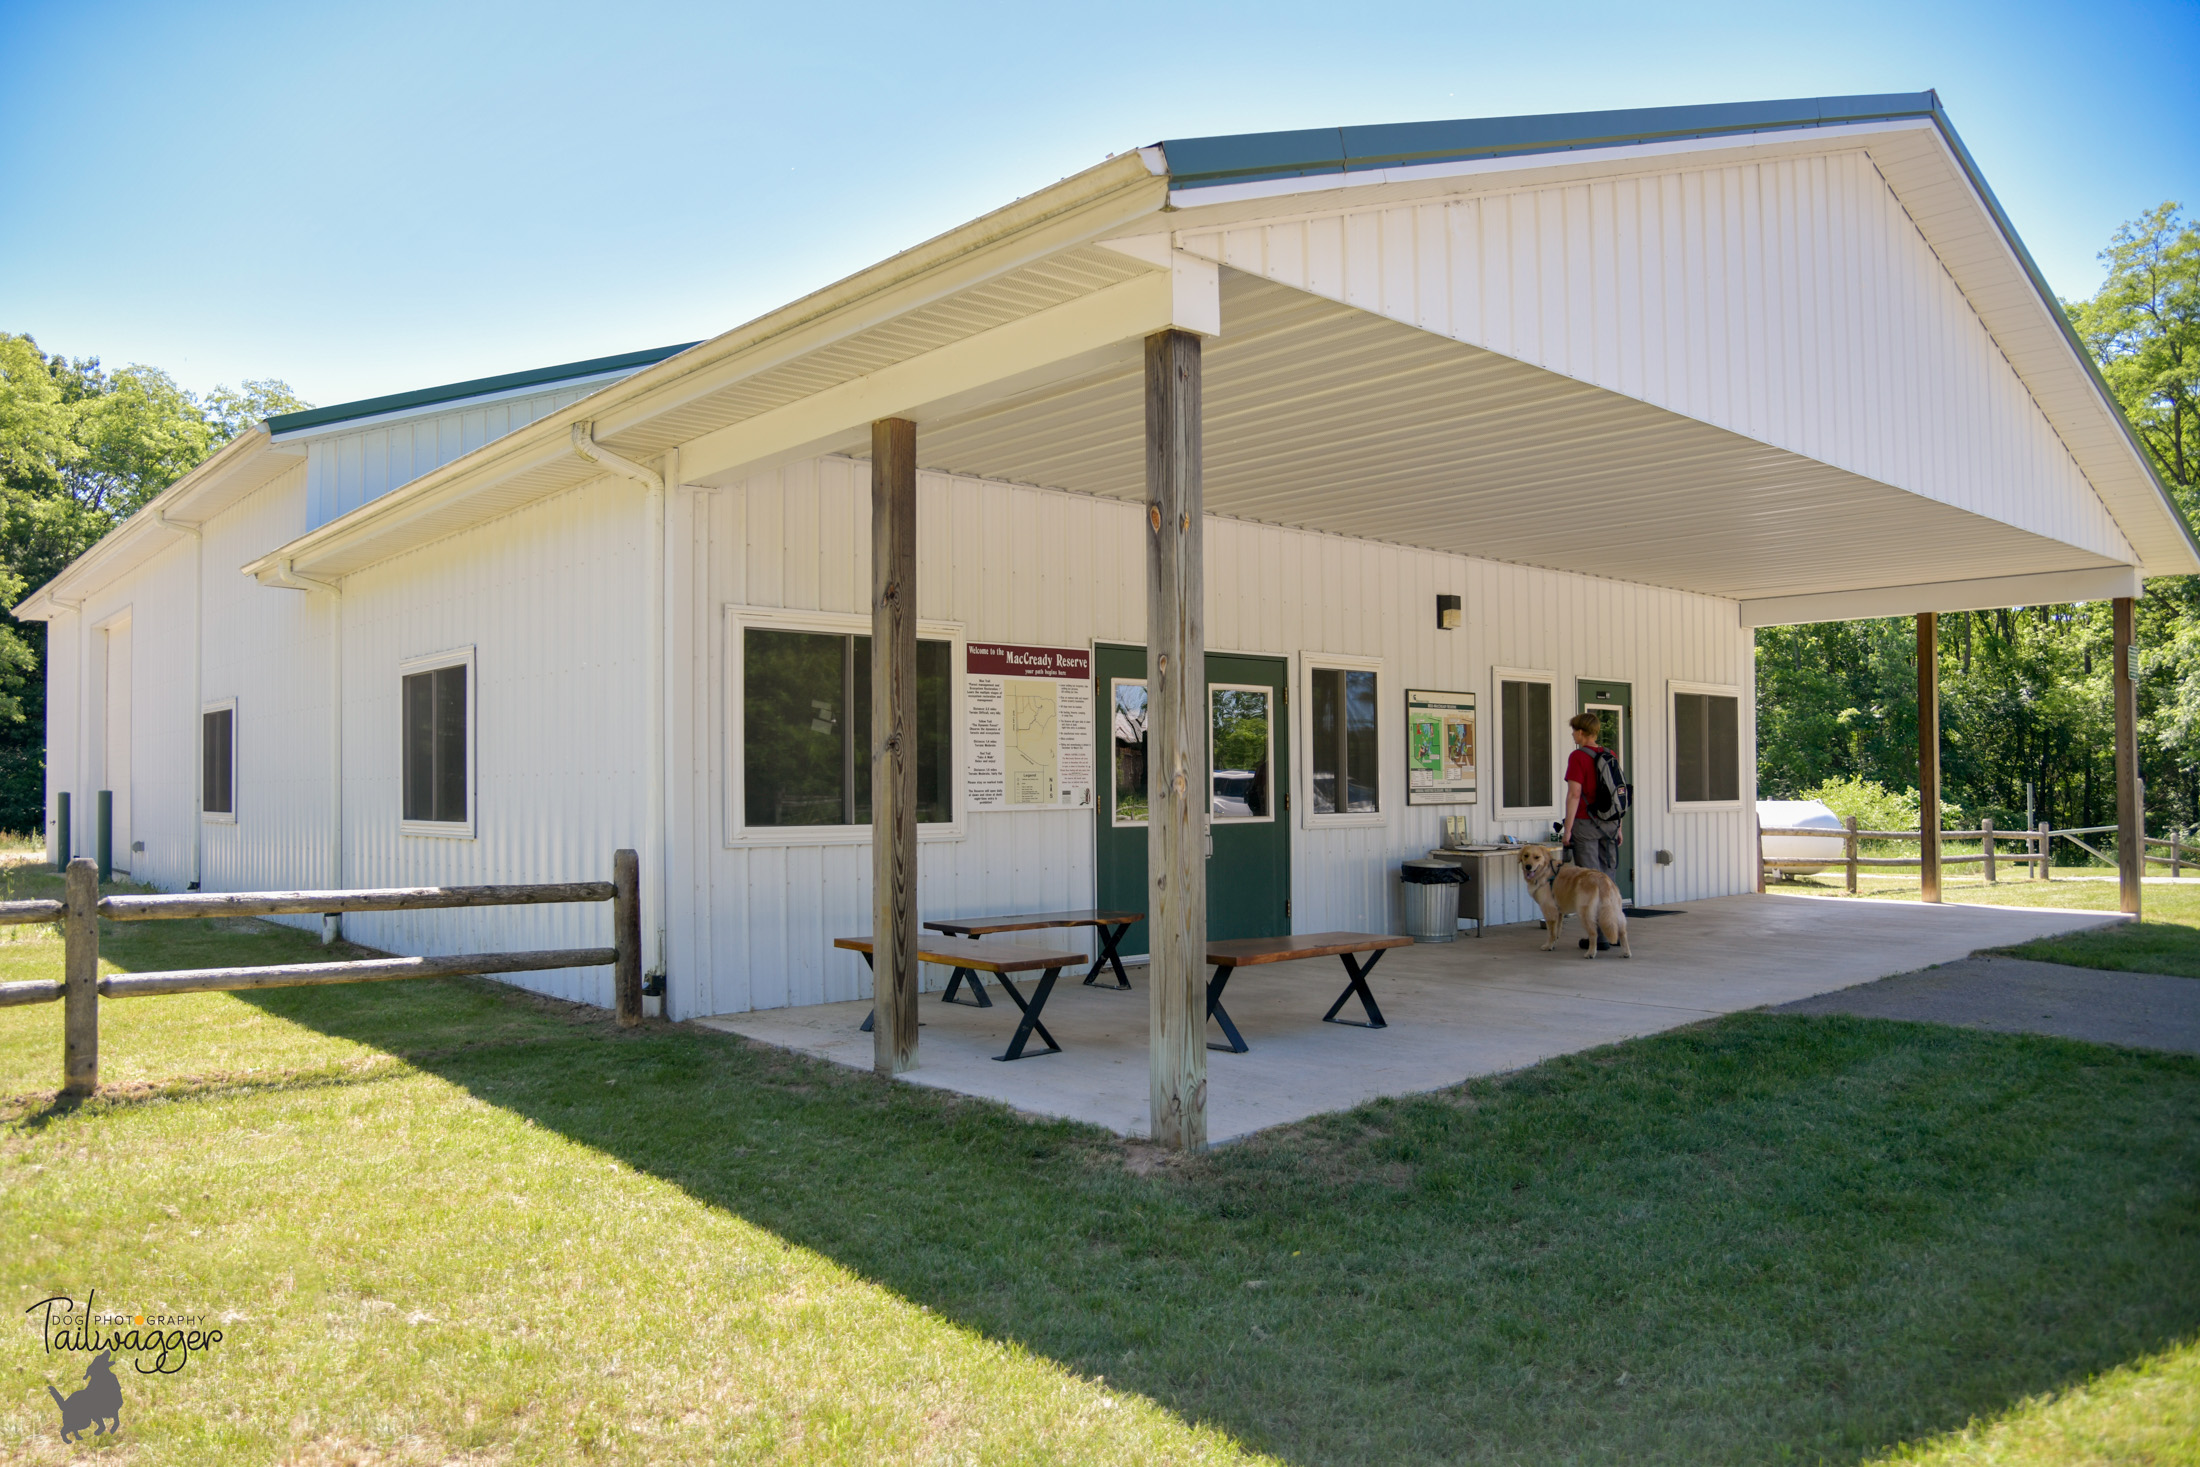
1774, 954, 2200, 1055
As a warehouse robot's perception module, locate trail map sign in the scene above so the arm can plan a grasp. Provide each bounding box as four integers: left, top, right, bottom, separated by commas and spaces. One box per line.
966, 643, 1096, 811
1406, 688, 1477, 805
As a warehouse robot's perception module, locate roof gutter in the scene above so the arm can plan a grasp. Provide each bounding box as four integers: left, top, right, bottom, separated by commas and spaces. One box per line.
243, 150, 1167, 584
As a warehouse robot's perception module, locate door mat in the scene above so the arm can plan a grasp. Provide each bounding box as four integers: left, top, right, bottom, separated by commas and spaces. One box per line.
1622, 908, 1686, 917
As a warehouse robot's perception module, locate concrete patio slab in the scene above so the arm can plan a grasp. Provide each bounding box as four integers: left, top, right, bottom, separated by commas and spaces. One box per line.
695, 892, 2124, 1142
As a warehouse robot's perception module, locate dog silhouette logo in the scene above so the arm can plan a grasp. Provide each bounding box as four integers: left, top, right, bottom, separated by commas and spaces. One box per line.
48, 1348, 121, 1443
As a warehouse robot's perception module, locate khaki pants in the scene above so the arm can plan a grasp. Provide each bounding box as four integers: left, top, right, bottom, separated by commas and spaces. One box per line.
1569, 816, 1620, 878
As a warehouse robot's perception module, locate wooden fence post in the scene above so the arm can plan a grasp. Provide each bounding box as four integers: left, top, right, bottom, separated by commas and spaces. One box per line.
612, 848, 641, 1026
1845, 816, 1859, 895
1982, 816, 1996, 883
2038, 820, 2051, 881
62, 857, 98, 1097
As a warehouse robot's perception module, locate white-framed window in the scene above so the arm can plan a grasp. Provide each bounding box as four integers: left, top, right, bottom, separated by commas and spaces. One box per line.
1492, 666, 1560, 820
1301, 652, 1383, 827
201, 699, 236, 824
1670, 680, 1745, 809
400, 646, 475, 838
1209, 682, 1278, 823
725, 607, 966, 845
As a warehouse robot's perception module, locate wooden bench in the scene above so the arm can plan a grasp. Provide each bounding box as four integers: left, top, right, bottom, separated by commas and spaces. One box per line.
922, 908, 1144, 998
1202, 932, 1414, 1054
836, 936, 1085, 1061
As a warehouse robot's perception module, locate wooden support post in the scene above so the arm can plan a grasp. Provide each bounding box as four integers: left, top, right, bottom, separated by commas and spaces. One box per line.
1146, 330, 1206, 1152
2038, 820, 2051, 881
871, 417, 920, 1076
1845, 816, 1859, 894
612, 847, 641, 1026
2114, 596, 2140, 918
1982, 816, 1996, 883
62, 857, 98, 1097
1917, 612, 1941, 903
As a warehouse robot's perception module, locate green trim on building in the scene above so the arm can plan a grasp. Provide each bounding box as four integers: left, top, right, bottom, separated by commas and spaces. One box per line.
265, 342, 700, 436
1158, 93, 1941, 189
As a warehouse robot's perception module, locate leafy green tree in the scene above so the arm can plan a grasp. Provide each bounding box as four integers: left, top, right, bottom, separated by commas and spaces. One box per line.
2068, 203, 2199, 511
1760, 203, 2200, 845
0, 333, 307, 832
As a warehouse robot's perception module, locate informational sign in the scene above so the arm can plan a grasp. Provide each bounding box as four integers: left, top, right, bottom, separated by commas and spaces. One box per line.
1406, 688, 1477, 805
966, 643, 1096, 811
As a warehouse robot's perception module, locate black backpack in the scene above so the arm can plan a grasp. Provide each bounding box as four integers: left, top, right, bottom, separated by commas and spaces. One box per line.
1590, 747, 1632, 821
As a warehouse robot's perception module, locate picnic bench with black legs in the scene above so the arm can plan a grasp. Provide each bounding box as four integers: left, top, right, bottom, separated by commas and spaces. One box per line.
1202, 932, 1415, 1054
921, 909, 1144, 1003
837, 936, 1085, 1061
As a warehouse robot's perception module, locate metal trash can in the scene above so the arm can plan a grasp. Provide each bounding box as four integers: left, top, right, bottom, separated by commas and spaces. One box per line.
1401, 859, 1465, 942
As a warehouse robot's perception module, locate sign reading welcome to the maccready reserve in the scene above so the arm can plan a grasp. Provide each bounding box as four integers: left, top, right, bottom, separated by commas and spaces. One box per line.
966, 643, 1095, 811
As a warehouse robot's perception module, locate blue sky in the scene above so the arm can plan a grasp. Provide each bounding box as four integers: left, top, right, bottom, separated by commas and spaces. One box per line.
3, 0, 2195, 408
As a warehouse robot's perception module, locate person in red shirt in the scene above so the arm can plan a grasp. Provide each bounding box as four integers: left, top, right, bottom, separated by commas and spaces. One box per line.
1561, 711, 1621, 883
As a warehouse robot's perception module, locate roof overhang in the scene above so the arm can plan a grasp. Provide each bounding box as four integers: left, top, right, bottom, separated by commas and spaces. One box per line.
14, 427, 303, 620
240, 94, 2192, 600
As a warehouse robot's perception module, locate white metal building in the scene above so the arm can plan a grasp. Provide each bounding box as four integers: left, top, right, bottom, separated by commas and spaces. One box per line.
19, 93, 2197, 1026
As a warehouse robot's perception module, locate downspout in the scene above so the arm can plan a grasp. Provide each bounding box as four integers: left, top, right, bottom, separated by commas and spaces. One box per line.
572, 424, 668, 1012
264, 558, 344, 937
157, 512, 203, 889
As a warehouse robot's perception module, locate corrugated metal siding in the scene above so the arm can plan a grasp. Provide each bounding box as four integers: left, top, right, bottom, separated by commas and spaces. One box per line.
335, 475, 646, 1006
303, 383, 605, 530
201, 463, 342, 900
1173, 149, 2132, 567
668, 457, 1754, 1019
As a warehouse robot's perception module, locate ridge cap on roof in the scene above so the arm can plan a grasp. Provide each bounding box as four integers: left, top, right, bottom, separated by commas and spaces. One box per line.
1157, 91, 1941, 188
264, 342, 703, 436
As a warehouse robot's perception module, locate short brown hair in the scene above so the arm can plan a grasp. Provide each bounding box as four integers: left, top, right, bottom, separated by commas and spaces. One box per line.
1568, 711, 1601, 739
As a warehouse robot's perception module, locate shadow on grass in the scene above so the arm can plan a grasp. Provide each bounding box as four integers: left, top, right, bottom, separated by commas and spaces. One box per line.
215, 975, 2200, 1467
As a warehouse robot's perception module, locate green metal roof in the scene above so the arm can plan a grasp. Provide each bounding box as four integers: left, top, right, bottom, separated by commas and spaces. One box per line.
1158, 93, 1945, 189
264, 342, 700, 436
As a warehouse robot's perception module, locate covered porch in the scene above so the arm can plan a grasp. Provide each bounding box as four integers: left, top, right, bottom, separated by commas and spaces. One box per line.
700, 894, 2123, 1143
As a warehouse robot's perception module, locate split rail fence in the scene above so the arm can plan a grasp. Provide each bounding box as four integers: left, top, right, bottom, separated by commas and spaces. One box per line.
1758, 819, 2200, 893
0, 849, 641, 1097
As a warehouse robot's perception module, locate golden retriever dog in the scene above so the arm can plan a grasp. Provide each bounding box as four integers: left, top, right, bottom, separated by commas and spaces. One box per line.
1517, 844, 1632, 959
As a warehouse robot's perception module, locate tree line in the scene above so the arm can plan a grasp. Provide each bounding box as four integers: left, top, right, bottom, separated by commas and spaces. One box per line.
1757, 204, 2200, 839
0, 338, 306, 830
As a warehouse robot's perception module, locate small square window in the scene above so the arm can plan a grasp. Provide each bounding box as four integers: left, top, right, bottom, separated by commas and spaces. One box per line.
1673, 688, 1742, 806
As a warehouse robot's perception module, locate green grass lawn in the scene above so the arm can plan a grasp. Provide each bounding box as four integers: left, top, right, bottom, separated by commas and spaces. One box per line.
2, 861, 2197, 1463
1775, 867, 2200, 979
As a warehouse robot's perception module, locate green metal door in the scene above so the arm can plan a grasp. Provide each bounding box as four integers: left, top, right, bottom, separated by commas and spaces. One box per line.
1095, 645, 1292, 950
1577, 678, 1636, 903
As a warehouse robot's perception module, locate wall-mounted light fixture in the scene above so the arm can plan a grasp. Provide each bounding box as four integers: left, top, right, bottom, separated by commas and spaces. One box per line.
1437, 594, 1462, 630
